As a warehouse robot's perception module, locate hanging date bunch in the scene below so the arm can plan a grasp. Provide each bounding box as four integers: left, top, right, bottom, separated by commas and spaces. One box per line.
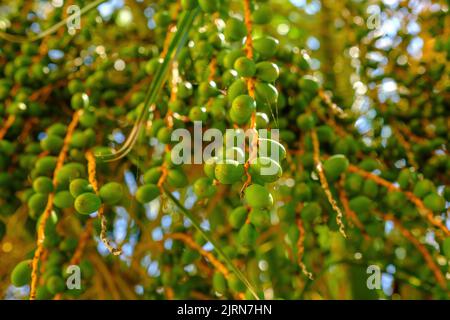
0, 0, 449, 300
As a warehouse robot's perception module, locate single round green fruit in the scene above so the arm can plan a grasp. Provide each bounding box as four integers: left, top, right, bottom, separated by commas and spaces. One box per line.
258, 138, 286, 161
254, 82, 278, 107
349, 196, 373, 215
299, 75, 320, 95
136, 184, 160, 204
71, 92, 89, 110
238, 223, 258, 247
234, 57, 256, 78
224, 17, 247, 42
423, 193, 445, 212
249, 207, 271, 228
244, 184, 273, 208
69, 179, 92, 198
157, 127, 173, 144
229, 206, 248, 229
189, 106, 208, 122
28, 193, 48, 218
40, 135, 64, 154
99, 182, 124, 205
36, 156, 57, 175
255, 61, 279, 82
214, 160, 244, 184
230, 95, 256, 125
253, 36, 279, 59
74, 193, 101, 215
323, 154, 349, 181
143, 168, 162, 184
33, 176, 54, 194
167, 169, 188, 188
193, 177, 216, 198
386, 191, 407, 211
204, 157, 217, 180
46, 275, 65, 294
249, 157, 282, 183
11, 260, 32, 287
413, 179, 435, 198
53, 191, 74, 209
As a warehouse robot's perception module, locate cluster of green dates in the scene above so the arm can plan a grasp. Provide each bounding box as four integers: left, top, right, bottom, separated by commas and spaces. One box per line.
136, 157, 189, 204
11, 251, 94, 299
2, 0, 450, 300
26, 117, 125, 218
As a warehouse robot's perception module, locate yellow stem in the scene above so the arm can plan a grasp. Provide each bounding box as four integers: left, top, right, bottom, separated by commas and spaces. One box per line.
311, 129, 347, 237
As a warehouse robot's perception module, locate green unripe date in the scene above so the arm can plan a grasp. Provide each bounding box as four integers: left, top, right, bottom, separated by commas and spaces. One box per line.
234, 57, 256, 78
99, 182, 124, 205
143, 168, 162, 184
323, 155, 349, 181
229, 206, 248, 229
189, 106, 208, 122
167, 169, 189, 188
28, 193, 48, 218
53, 191, 74, 209
253, 36, 279, 59
193, 177, 216, 198
249, 157, 282, 183
40, 135, 64, 154
349, 196, 373, 215
413, 179, 435, 198
35, 156, 57, 176
11, 260, 32, 287
238, 223, 258, 248
224, 18, 247, 42
204, 157, 217, 180
244, 184, 273, 208
249, 208, 271, 228
299, 75, 320, 95
69, 179, 93, 198
46, 275, 65, 294
423, 193, 445, 212
254, 82, 278, 107
227, 79, 247, 102
230, 95, 256, 125
74, 193, 101, 215
157, 127, 173, 144
214, 160, 244, 184
33, 176, 54, 194
136, 184, 160, 204
386, 191, 407, 212
255, 62, 279, 82
71, 93, 89, 110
